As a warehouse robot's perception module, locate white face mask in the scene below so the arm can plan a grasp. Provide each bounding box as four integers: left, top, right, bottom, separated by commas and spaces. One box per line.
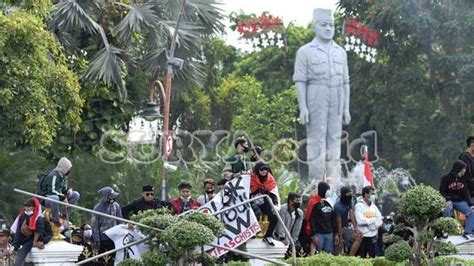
24, 210, 33, 216
83, 230, 92, 238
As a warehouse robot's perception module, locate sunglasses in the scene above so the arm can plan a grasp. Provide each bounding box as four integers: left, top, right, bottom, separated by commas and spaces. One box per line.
259, 167, 269, 171
145, 193, 154, 196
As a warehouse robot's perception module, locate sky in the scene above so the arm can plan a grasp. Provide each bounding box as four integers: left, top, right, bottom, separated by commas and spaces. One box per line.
218, 0, 339, 50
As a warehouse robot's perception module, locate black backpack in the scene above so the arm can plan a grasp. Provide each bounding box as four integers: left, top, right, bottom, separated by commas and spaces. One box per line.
36, 173, 48, 204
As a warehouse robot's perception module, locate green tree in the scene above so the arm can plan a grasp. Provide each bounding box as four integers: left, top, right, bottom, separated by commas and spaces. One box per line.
49, 0, 225, 100
0, 10, 83, 150
338, 0, 474, 184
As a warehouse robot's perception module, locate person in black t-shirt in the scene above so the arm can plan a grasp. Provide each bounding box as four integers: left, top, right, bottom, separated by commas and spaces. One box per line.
122, 185, 172, 219
310, 182, 336, 254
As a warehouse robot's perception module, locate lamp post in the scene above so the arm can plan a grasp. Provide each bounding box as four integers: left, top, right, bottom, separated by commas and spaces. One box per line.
140, 0, 187, 201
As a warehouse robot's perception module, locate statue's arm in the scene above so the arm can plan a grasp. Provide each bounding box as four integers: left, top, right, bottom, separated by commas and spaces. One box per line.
342, 52, 350, 113
293, 48, 309, 123
342, 51, 351, 125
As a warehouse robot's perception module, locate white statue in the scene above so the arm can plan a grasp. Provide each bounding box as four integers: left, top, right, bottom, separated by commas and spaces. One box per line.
293, 8, 351, 185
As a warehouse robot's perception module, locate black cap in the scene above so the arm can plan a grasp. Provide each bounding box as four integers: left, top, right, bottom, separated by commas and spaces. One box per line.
0, 223, 10, 236
143, 185, 154, 192
71, 228, 83, 237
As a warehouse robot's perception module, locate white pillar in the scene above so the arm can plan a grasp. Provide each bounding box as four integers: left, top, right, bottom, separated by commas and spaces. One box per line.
243, 239, 288, 266
26, 241, 83, 266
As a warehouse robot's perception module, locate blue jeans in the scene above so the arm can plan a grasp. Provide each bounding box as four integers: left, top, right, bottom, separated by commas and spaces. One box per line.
442, 200, 474, 234
45, 191, 80, 222
15, 240, 33, 266
316, 233, 334, 254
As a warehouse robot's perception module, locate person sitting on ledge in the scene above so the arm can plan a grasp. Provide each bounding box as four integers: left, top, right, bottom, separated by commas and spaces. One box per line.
250, 162, 280, 246
440, 160, 473, 239
11, 198, 52, 266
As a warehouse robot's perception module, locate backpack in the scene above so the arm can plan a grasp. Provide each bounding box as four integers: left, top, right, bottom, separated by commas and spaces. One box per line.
36, 173, 48, 204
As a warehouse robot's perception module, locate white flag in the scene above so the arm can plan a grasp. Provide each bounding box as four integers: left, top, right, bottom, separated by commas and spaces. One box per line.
104, 224, 149, 265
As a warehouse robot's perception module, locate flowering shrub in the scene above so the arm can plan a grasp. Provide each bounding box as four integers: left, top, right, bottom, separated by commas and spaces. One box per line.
229, 11, 286, 49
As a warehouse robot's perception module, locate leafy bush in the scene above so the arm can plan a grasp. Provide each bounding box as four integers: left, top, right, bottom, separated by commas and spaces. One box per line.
118, 258, 141, 266
385, 234, 403, 246
141, 251, 169, 266
288, 253, 372, 266
183, 211, 225, 236
162, 220, 215, 250
429, 217, 462, 236
371, 257, 409, 266
433, 256, 474, 266
131, 209, 178, 238
399, 185, 445, 224
385, 241, 412, 262
436, 241, 458, 256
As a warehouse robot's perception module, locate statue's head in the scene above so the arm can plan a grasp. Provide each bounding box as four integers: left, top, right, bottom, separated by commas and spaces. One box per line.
312, 8, 335, 41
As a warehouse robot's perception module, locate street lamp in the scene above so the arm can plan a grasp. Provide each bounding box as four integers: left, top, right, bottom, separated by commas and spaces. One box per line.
140, 0, 187, 201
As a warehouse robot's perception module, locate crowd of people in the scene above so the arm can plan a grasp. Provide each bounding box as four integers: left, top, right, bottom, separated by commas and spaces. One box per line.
1, 136, 472, 265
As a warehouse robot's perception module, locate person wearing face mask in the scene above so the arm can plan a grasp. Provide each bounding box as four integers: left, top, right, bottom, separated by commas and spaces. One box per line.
170, 182, 200, 215
250, 162, 280, 246
439, 160, 473, 239
334, 186, 362, 256
92, 187, 122, 265
197, 179, 217, 206
40, 157, 80, 228
354, 186, 382, 258
222, 138, 252, 180
309, 182, 336, 254
11, 198, 52, 266
122, 185, 172, 220
274, 192, 303, 248
80, 223, 93, 244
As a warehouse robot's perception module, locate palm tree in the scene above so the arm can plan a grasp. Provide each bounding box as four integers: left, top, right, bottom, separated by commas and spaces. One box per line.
50, 0, 224, 100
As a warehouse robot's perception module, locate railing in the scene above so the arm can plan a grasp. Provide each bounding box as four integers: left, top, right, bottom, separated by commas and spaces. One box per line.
14, 189, 295, 265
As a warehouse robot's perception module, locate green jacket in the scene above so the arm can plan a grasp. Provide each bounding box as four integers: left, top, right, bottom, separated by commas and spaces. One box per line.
41, 170, 68, 200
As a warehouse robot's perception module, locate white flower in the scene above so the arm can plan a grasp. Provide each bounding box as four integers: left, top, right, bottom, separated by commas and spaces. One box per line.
370, 57, 376, 63
261, 39, 269, 48
252, 38, 260, 48
267, 31, 275, 40
276, 39, 284, 48
354, 45, 360, 54
275, 33, 282, 40
344, 44, 351, 51
345, 36, 350, 44
371, 48, 378, 56
349, 36, 356, 44
361, 43, 367, 52
355, 37, 361, 44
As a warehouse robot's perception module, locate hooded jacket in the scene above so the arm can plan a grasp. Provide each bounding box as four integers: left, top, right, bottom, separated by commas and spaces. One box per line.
41, 157, 72, 199
92, 187, 122, 243
439, 160, 471, 205
459, 151, 474, 192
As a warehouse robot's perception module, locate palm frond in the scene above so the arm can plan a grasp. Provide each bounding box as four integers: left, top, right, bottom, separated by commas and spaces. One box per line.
142, 46, 167, 76
51, 0, 101, 35
113, 2, 159, 44
186, 0, 224, 34
83, 46, 128, 100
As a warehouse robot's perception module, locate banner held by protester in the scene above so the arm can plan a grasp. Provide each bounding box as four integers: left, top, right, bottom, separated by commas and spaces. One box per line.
199, 175, 261, 257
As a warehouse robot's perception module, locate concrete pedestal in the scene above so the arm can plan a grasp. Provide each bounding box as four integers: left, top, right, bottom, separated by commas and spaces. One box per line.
243, 238, 288, 266
25, 240, 83, 265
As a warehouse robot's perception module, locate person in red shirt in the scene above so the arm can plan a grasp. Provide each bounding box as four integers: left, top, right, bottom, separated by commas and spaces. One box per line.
170, 182, 200, 215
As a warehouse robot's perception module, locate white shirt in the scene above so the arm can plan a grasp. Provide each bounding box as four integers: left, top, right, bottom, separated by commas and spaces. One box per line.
354, 200, 383, 237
